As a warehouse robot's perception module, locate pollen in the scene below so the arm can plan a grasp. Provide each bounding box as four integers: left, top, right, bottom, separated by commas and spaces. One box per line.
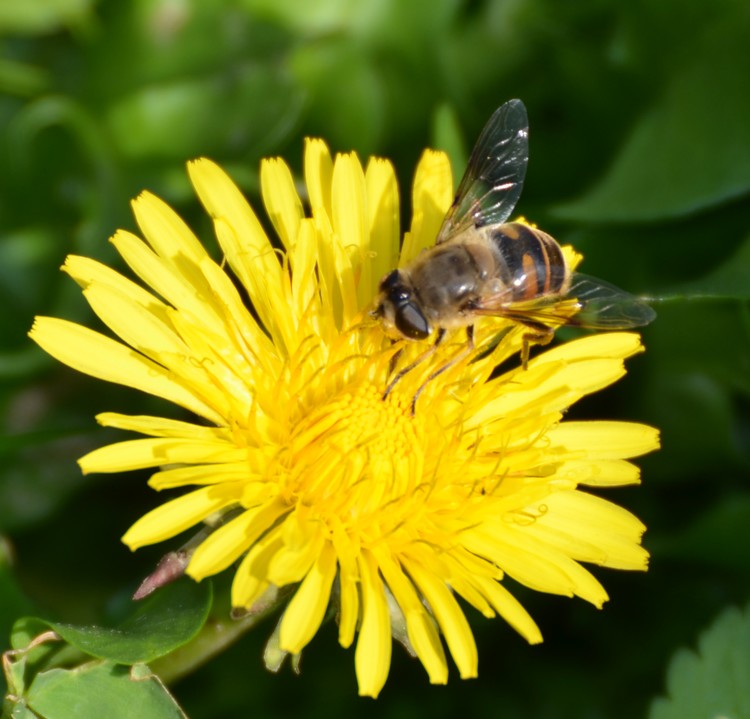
340, 383, 416, 459
283, 381, 424, 528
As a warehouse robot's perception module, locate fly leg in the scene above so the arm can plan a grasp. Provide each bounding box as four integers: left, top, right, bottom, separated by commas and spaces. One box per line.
411, 326, 475, 415
520, 325, 554, 369
383, 328, 446, 401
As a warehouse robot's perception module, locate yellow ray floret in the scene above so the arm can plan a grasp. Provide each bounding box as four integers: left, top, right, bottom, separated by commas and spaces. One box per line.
29, 139, 659, 698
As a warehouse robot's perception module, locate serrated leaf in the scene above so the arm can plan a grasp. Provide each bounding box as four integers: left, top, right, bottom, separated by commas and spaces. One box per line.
25, 661, 186, 719
15, 579, 211, 666
554, 15, 750, 222
649, 604, 750, 719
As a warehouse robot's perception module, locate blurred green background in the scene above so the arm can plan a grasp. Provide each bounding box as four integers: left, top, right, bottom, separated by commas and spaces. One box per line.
2, 0, 750, 717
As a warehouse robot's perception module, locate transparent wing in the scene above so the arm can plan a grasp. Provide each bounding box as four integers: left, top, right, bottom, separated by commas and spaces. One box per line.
437, 99, 529, 244
467, 274, 655, 329
565, 274, 656, 329
470, 293, 583, 328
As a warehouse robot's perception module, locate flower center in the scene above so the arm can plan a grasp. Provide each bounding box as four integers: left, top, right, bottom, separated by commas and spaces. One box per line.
283, 381, 425, 527
338, 383, 416, 460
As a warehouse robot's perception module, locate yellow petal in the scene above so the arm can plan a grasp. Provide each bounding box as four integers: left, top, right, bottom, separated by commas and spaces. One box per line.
95, 412, 229, 439
82, 282, 187, 360
196, 255, 279, 369
290, 219, 322, 324
332, 151, 369, 307
148, 463, 251, 490
29, 317, 220, 424
365, 156, 400, 293
471, 576, 543, 644
535, 331, 644, 364
331, 520, 360, 649
188, 499, 289, 579
467, 524, 610, 606
187, 158, 286, 344
231, 527, 285, 608
132, 190, 208, 263
554, 458, 641, 487
110, 230, 220, 329
355, 550, 392, 698
548, 421, 660, 459
463, 527, 579, 598
304, 138, 333, 225
269, 514, 326, 585
400, 149, 452, 265
63, 255, 170, 326
261, 157, 303, 251
376, 550, 448, 685
404, 558, 478, 679
532, 490, 649, 571
279, 542, 337, 654
122, 483, 243, 548
79, 437, 248, 474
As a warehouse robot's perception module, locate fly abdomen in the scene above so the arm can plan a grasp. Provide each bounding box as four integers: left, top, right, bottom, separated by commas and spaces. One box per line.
488, 222, 568, 301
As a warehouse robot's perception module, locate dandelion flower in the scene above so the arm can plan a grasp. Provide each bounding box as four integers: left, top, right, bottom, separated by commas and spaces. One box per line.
29, 140, 659, 697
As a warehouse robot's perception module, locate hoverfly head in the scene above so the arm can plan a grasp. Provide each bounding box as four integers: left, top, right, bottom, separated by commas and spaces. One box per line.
375, 269, 430, 340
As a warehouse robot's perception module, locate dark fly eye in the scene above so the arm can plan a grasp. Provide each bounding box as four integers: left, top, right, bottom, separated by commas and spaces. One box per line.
379, 270, 401, 292
395, 302, 430, 339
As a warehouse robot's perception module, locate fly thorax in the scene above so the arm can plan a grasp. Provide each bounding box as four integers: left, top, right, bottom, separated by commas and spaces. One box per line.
410, 244, 490, 322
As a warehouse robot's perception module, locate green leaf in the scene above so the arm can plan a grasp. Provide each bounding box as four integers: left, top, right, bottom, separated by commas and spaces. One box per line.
54, 580, 211, 664
25, 661, 186, 719
644, 300, 750, 394
664, 230, 750, 301
10, 618, 54, 653
3, 701, 38, 718
290, 40, 386, 153
554, 14, 750, 222
648, 604, 750, 719
0, 0, 95, 34
106, 69, 303, 161
0, 427, 91, 534
0, 59, 49, 97
652, 494, 750, 572
16, 579, 211, 665
244, 0, 366, 32
431, 103, 466, 190
0, 546, 36, 653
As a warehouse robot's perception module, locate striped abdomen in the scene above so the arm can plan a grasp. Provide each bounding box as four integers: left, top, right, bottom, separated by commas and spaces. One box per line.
488, 222, 569, 301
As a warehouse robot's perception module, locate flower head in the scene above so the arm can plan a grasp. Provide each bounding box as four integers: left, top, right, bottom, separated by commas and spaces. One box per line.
30, 139, 658, 696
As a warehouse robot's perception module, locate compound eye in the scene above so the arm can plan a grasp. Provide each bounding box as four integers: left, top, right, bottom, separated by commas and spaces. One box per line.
395, 302, 430, 339
379, 269, 400, 292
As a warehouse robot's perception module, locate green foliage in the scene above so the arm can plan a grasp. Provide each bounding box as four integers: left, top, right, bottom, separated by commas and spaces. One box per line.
1, 0, 750, 717
11, 579, 212, 664
6, 661, 187, 719
554, 10, 750, 221
648, 604, 750, 719
2, 580, 210, 717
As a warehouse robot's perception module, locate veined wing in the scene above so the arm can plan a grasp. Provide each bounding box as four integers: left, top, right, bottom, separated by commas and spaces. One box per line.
437, 99, 529, 244
465, 274, 654, 330
469, 293, 583, 329
565, 273, 656, 329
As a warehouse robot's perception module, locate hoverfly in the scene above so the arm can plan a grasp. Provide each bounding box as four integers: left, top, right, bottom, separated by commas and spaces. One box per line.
374, 99, 654, 391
